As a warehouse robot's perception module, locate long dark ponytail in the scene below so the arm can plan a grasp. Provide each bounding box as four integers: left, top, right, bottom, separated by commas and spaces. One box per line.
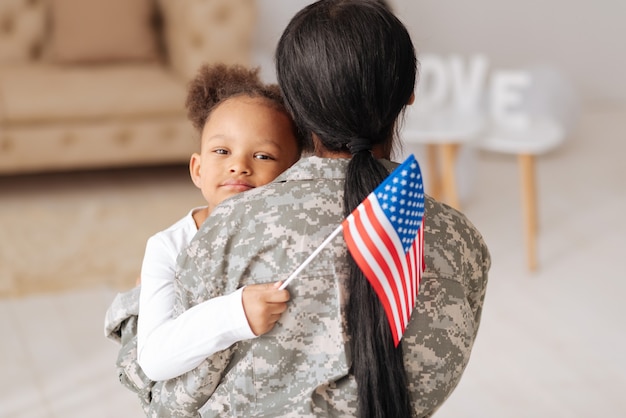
345, 151, 413, 418
276, 1, 417, 417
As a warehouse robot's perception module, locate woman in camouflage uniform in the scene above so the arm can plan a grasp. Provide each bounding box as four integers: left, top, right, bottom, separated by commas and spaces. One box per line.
131, 1, 490, 416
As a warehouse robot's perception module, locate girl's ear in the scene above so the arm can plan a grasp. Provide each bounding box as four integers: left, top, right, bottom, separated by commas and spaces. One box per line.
407, 92, 415, 105
189, 153, 202, 188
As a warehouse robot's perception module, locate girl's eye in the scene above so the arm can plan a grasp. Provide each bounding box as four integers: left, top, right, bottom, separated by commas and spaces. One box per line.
214, 149, 229, 155
254, 154, 274, 160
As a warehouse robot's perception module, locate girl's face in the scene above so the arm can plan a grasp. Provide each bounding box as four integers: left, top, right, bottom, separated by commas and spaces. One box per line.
190, 96, 299, 214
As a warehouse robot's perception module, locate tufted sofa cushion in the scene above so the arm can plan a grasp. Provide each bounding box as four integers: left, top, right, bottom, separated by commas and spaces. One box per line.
47, 0, 159, 64
158, 0, 256, 81
0, 0, 46, 63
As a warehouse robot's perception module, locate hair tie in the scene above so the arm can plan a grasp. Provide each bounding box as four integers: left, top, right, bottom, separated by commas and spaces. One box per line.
347, 138, 372, 154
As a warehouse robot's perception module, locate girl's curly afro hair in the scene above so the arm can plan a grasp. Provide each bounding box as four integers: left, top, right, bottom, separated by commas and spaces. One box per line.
185, 63, 288, 133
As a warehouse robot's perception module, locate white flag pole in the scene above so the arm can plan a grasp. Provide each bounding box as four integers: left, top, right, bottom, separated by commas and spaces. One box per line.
278, 224, 343, 290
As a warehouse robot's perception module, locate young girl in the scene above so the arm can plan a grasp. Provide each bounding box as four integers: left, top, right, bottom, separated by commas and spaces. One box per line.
137, 64, 301, 381
105, 63, 301, 408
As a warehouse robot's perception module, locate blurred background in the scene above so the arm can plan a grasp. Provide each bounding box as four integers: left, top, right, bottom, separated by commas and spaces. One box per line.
1, 0, 624, 417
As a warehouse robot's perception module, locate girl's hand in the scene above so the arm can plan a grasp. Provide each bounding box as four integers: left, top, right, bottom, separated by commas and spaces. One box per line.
242, 281, 290, 336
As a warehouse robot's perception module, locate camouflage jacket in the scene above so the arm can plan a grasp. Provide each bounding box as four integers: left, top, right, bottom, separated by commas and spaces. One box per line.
112, 156, 490, 417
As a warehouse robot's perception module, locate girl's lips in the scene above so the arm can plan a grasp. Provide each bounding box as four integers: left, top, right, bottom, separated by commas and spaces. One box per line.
220, 180, 254, 191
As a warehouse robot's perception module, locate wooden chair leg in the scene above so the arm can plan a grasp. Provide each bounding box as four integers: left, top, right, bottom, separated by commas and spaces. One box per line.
440, 143, 461, 210
519, 153, 538, 271
426, 144, 442, 200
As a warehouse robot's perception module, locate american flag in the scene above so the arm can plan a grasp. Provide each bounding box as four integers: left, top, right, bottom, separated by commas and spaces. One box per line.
342, 154, 425, 346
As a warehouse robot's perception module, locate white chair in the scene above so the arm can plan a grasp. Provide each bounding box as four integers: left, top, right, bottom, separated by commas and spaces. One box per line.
400, 54, 489, 210
401, 105, 485, 210
479, 66, 579, 271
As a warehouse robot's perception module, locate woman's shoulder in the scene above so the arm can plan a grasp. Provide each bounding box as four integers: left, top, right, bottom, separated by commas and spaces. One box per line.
425, 196, 482, 237
209, 158, 345, 222
423, 195, 490, 275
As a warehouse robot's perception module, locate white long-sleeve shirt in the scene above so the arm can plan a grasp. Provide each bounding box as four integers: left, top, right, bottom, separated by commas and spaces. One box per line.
137, 207, 255, 381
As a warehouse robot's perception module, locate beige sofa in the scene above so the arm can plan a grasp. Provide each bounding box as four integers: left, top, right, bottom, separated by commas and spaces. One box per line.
0, 0, 256, 174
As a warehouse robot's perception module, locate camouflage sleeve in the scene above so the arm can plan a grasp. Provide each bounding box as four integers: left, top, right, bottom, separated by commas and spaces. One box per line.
462, 214, 491, 334
115, 311, 155, 415
103, 286, 155, 414
104, 286, 141, 342
402, 196, 490, 417
104, 284, 234, 417
424, 197, 490, 330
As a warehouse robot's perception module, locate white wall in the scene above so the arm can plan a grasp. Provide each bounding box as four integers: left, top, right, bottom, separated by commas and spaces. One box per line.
394, 0, 626, 105
251, 0, 316, 83
254, 0, 625, 106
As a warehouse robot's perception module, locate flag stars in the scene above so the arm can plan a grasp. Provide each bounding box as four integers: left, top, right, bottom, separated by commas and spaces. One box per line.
369, 154, 424, 252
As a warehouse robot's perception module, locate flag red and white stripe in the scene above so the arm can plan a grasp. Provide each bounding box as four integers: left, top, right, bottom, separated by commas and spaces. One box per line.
342, 154, 425, 346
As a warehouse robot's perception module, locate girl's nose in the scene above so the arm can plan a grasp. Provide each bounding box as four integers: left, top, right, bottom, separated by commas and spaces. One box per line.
229, 157, 251, 175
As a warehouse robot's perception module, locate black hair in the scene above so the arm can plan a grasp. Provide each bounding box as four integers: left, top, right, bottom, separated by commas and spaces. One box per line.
276, 1, 417, 417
